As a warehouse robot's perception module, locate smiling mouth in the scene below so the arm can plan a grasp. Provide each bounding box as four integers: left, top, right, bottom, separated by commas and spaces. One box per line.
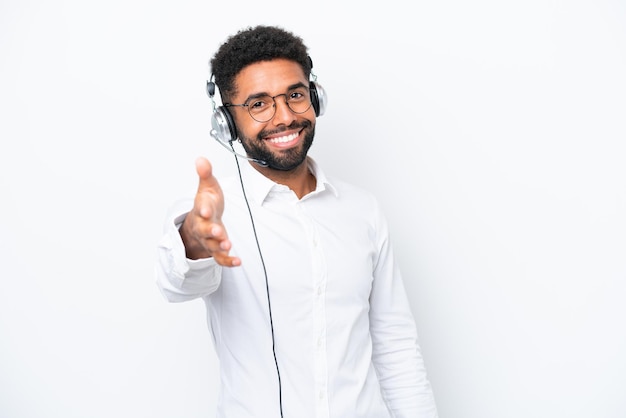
266, 131, 299, 144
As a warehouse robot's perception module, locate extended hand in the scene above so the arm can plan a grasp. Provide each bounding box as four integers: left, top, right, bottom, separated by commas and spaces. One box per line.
179, 157, 241, 267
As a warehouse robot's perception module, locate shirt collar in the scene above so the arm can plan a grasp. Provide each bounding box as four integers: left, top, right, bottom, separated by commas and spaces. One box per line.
240, 156, 339, 205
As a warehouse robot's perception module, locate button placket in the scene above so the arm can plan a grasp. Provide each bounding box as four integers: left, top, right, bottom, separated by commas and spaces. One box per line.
295, 202, 329, 417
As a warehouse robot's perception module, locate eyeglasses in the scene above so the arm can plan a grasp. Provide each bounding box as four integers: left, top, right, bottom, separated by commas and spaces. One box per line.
224, 86, 313, 122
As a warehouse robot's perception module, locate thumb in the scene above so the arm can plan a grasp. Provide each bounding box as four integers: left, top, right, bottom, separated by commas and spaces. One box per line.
194, 156, 224, 220
195, 156, 219, 192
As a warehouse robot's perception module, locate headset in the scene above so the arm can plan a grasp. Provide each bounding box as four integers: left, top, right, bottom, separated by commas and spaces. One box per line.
206, 57, 327, 147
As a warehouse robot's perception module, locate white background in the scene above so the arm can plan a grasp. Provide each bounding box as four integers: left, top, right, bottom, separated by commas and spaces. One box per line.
1, 0, 625, 417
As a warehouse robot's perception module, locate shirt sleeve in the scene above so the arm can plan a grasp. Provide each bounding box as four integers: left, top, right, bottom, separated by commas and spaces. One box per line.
155, 198, 222, 303
369, 204, 439, 418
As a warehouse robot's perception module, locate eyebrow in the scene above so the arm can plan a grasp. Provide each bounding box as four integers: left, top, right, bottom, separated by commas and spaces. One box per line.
244, 81, 308, 102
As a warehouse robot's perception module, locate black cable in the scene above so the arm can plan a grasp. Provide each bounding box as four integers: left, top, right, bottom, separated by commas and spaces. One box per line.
230, 147, 284, 418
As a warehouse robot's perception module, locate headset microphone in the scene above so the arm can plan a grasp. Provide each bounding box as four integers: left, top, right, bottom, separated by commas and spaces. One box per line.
209, 129, 269, 167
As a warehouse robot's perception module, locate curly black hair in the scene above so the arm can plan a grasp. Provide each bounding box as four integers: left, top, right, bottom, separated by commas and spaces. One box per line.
210, 25, 312, 102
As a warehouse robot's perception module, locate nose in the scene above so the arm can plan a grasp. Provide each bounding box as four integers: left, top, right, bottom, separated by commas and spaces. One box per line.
271, 94, 296, 125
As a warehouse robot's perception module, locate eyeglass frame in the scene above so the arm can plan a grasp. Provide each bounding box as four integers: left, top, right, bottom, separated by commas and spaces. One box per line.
223, 84, 314, 123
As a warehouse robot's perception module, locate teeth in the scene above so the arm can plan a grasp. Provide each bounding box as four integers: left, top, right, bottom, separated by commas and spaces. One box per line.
268, 132, 298, 143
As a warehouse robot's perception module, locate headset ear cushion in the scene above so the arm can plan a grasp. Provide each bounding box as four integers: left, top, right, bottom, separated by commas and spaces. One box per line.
309, 81, 326, 117
222, 107, 237, 140
309, 81, 320, 116
211, 106, 238, 143
206, 80, 216, 97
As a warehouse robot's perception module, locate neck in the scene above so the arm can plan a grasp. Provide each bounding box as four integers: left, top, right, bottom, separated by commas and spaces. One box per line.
252, 158, 316, 199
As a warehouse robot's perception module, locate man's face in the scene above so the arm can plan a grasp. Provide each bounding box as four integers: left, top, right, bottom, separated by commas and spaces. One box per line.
229, 59, 316, 171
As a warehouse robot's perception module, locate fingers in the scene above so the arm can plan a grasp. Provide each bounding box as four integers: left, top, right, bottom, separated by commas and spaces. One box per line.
201, 226, 241, 267
202, 220, 241, 267
181, 213, 241, 266
195, 222, 229, 254
213, 251, 242, 267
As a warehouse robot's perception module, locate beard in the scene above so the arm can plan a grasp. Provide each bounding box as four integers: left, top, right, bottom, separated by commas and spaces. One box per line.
239, 121, 315, 171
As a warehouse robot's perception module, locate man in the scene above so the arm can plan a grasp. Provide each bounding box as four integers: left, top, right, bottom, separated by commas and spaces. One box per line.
156, 25, 438, 418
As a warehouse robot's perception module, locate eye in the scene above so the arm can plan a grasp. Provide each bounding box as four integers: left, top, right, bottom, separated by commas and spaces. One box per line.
289, 88, 307, 102
249, 97, 271, 110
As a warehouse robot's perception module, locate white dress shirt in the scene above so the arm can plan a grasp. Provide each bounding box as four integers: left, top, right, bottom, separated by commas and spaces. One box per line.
156, 157, 438, 418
